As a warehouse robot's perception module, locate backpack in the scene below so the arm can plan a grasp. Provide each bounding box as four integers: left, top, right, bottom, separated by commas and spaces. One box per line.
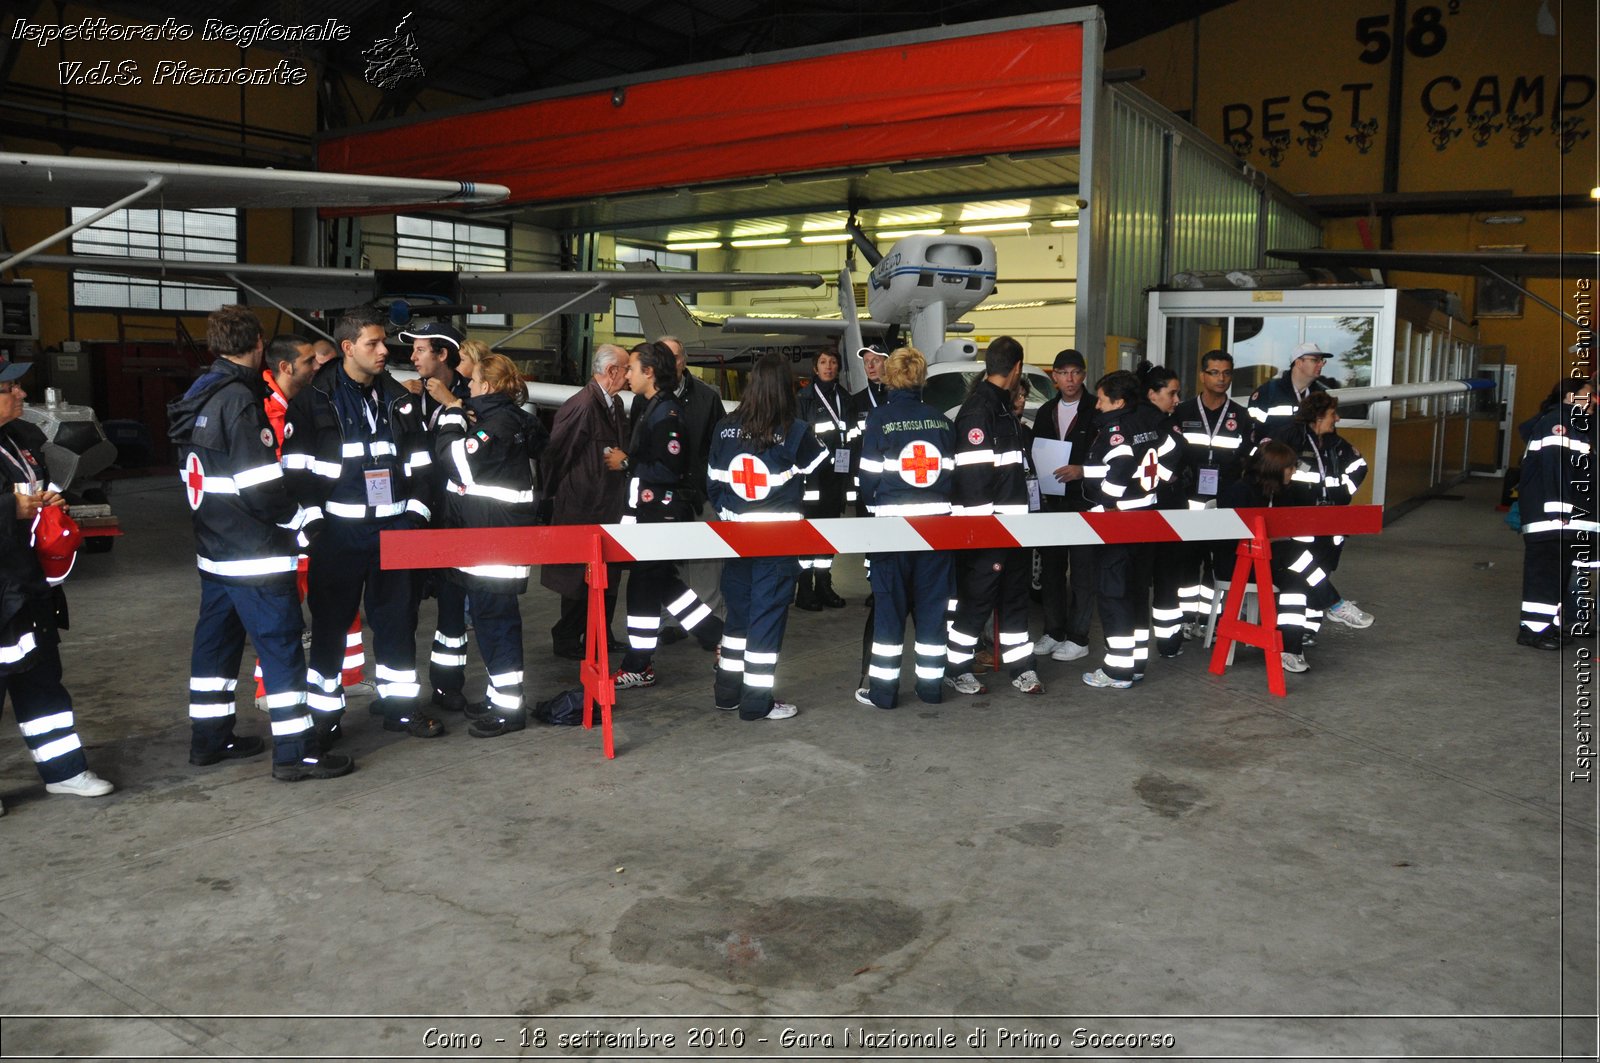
534, 687, 587, 726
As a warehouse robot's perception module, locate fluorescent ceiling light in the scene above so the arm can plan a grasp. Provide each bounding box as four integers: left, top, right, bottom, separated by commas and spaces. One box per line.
1051, 219, 1080, 228
1591, 187, 1600, 200
665, 230, 716, 242
875, 210, 942, 226
730, 237, 792, 248
666, 241, 723, 251
959, 222, 1033, 234
877, 228, 946, 239
959, 201, 1029, 221
800, 234, 852, 244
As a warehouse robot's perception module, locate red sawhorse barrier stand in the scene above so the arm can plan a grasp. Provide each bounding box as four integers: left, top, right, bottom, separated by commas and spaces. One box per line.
1207, 506, 1386, 697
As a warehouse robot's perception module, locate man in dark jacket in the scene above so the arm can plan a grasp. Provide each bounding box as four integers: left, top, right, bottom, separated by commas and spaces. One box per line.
659, 335, 727, 633
540, 343, 630, 659
1248, 342, 1329, 442
284, 307, 441, 742
945, 336, 1041, 696
1031, 348, 1099, 663
170, 306, 350, 781
399, 322, 474, 711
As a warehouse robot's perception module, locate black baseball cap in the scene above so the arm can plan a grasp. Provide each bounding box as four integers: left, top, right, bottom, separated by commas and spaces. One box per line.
1052, 348, 1086, 371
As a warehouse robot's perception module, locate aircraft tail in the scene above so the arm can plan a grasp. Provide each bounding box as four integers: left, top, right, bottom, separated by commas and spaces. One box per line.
631, 289, 711, 345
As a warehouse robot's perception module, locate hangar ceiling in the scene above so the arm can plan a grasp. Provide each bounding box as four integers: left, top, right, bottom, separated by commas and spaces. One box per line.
19, 0, 1231, 113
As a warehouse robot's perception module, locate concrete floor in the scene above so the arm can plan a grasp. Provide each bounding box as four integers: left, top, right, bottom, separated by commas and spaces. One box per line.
1, 475, 1595, 1061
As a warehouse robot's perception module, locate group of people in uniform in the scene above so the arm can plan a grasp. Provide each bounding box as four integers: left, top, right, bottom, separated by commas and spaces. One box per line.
0, 311, 1388, 809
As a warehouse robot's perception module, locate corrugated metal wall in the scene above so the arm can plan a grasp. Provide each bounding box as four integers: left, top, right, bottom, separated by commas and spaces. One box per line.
1101, 89, 1170, 339
1265, 195, 1323, 255
1169, 140, 1260, 274
1094, 85, 1322, 344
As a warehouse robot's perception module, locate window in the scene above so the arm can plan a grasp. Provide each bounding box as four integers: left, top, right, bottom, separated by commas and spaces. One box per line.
612, 244, 694, 337
70, 207, 238, 311
396, 215, 509, 326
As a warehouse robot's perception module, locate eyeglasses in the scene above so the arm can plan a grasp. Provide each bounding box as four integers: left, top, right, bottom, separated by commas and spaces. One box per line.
1201, 369, 1233, 377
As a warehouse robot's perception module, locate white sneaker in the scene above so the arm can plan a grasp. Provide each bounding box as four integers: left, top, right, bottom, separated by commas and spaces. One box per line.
344, 679, 378, 697
1050, 640, 1088, 662
1032, 634, 1062, 655
1181, 622, 1204, 641
45, 769, 114, 798
1280, 652, 1309, 673
760, 701, 798, 720
1326, 600, 1373, 628
854, 688, 877, 707
1081, 669, 1132, 689
1011, 669, 1044, 694
944, 672, 987, 695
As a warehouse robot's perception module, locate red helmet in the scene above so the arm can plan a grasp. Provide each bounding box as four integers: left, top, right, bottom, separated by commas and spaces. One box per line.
33, 505, 81, 585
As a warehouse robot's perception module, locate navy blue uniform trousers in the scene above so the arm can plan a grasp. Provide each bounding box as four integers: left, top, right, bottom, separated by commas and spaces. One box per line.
306, 520, 418, 724
715, 556, 799, 719
2, 637, 91, 784
864, 551, 952, 708
189, 578, 312, 765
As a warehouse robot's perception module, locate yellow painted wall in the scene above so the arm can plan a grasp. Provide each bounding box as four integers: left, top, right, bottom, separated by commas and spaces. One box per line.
1108, 0, 1598, 463
1108, 0, 1593, 197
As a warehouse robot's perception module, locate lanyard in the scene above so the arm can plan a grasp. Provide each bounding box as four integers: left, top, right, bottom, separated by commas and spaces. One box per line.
1196, 399, 1228, 458
814, 384, 846, 431
0, 436, 38, 492
864, 384, 880, 410
1308, 436, 1329, 496
362, 390, 380, 435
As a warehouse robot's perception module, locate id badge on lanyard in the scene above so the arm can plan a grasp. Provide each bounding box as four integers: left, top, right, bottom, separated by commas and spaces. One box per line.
1026, 475, 1042, 512
1197, 467, 1220, 496
364, 468, 394, 507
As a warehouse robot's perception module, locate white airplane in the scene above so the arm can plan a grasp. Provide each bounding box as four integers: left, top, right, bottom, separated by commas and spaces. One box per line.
1, 152, 824, 338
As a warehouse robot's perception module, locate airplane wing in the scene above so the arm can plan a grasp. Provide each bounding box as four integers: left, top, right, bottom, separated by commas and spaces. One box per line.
0, 152, 511, 209
1266, 247, 1600, 279
719, 316, 971, 336
22, 254, 823, 315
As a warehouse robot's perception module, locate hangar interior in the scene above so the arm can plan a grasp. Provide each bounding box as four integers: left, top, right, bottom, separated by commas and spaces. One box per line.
0, 3, 1595, 1056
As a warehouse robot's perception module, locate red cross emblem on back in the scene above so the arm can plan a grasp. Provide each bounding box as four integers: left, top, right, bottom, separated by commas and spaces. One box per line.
898, 440, 943, 487
183, 453, 206, 510
1138, 448, 1161, 491
730, 455, 771, 501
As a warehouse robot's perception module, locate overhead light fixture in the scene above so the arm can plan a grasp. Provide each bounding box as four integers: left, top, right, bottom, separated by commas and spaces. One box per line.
666, 241, 723, 251
730, 237, 792, 248
800, 234, 852, 244
877, 228, 945, 239
665, 229, 717, 242
1482, 214, 1525, 225
1591, 187, 1600, 200
960, 222, 1033, 234
1050, 218, 1080, 228
875, 210, 942, 227
730, 222, 786, 237
959, 201, 1029, 221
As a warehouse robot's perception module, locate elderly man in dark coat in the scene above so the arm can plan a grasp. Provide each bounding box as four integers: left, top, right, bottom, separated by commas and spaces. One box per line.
540, 343, 630, 659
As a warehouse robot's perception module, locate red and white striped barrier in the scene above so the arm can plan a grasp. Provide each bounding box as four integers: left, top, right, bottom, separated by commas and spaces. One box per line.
380, 506, 1382, 569
381, 505, 1383, 758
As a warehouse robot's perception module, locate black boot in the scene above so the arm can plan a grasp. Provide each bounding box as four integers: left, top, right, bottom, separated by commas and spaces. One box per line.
794, 569, 822, 611
814, 570, 846, 608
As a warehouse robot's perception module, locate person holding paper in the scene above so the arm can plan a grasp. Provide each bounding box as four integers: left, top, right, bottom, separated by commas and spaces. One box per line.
1030, 349, 1099, 663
